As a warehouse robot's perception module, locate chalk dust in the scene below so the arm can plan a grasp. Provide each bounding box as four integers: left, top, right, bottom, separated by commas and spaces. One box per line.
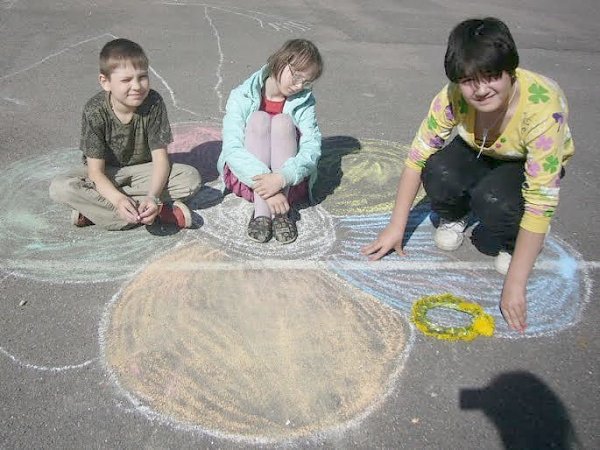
106, 243, 407, 440
314, 139, 425, 215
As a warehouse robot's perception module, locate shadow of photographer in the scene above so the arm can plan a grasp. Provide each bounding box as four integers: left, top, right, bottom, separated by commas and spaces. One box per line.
460, 371, 580, 449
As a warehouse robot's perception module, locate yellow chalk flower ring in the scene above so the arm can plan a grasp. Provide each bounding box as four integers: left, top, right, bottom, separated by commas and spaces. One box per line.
411, 293, 495, 341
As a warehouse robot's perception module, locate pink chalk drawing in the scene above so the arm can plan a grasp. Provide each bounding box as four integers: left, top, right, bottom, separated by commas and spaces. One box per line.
168, 123, 223, 183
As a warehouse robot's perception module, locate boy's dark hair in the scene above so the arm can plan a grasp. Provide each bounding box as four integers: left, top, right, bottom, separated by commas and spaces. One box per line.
99, 38, 149, 77
444, 17, 519, 83
266, 39, 323, 82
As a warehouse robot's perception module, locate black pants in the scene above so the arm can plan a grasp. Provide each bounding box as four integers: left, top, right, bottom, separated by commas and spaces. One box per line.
421, 136, 525, 251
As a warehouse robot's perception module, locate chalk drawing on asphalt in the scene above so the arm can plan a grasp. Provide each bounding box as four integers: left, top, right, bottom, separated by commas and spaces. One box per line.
0, 123, 220, 283
0, 149, 187, 283
161, 2, 311, 114
162, 2, 311, 33
313, 138, 426, 216
0, 33, 114, 82
100, 242, 413, 444
331, 211, 592, 338
0, 20, 595, 445
0, 346, 96, 373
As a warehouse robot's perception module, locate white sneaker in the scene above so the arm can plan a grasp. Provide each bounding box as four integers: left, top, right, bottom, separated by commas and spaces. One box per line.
494, 250, 512, 275
434, 215, 469, 251
494, 226, 550, 276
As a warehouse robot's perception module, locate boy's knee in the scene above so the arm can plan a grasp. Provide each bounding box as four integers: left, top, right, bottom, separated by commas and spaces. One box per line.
48, 175, 71, 202
172, 163, 201, 197
187, 166, 202, 195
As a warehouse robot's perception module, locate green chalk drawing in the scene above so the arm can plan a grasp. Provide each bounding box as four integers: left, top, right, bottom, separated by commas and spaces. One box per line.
0, 149, 183, 283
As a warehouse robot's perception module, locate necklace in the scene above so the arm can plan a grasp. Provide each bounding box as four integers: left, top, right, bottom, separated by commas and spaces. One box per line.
476, 83, 517, 158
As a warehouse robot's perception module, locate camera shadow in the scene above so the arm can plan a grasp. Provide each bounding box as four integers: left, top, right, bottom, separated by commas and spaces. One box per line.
460, 371, 580, 449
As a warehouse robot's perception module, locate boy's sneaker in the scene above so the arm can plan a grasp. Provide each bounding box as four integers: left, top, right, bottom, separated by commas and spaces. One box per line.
494, 250, 512, 275
158, 201, 192, 229
71, 210, 94, 227
434, 215, 469, 251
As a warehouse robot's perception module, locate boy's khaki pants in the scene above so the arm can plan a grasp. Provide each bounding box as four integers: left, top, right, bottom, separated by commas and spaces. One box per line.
49, 162, 201, 230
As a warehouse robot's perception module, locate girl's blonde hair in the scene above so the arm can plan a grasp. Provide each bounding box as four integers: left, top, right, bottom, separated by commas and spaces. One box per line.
266, 39, 323, 81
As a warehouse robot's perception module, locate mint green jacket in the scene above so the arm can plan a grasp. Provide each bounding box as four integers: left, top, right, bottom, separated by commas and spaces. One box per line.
217, 66, 322, 198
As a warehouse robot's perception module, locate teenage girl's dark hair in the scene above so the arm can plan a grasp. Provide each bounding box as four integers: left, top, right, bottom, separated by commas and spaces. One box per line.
444, 17, 519, 82
99, 38, 148, 77
266, 39, 323, 82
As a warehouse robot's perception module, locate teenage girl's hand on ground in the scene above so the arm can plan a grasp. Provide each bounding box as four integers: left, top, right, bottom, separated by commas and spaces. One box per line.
500, 282, 527, 333
253, 173, 285, 199
115, 196, 141, 224
137, 196, 160, 225
361, 225, 406, 260
498, 229, 543, 333
266, 192, 290, 215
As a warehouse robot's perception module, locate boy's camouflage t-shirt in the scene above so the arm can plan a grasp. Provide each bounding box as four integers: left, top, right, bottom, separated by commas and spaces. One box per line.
79, 89, 173, 167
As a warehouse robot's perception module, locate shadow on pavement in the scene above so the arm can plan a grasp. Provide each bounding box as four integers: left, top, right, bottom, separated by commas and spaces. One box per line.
460, 371, 580, 449
312, 135, 362, 205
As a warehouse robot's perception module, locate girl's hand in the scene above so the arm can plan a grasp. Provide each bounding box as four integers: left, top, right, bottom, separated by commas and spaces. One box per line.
265, 192, 290, 215
115, 196, 141, 224
361, 225, 405, 260
253, 173, 285, 199
500, 282, 527, 333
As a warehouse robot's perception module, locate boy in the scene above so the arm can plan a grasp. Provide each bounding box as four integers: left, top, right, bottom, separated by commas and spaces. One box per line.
50, 38, 200, 230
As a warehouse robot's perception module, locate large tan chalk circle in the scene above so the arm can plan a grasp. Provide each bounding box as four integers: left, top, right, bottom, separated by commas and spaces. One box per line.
104, 243, 408, 442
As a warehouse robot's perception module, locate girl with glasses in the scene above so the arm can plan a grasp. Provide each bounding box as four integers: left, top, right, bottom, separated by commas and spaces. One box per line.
218, 39, 323, 244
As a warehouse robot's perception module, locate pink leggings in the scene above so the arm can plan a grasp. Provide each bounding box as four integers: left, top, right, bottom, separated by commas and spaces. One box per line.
227, 111, 304, 218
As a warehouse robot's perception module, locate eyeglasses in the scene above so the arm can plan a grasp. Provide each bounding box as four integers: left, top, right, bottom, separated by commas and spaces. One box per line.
288, 64, 314, 89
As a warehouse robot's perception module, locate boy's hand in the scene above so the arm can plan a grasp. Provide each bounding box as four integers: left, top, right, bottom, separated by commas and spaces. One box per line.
115, 196, 141, 224
137, 197, 160, 225
500, 282, 527, 333
265, 192, 289, 215
361, 225, 406, 260
253, 173, 285, 199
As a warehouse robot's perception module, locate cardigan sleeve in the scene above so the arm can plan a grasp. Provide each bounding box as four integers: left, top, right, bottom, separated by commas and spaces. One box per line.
520, 89, 570, 233
278, 94, 322, 186
405, 84, 458, 172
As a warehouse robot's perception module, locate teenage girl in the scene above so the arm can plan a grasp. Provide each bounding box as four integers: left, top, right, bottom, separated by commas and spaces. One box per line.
218, 39, 323, 244
362, 18, 574, 333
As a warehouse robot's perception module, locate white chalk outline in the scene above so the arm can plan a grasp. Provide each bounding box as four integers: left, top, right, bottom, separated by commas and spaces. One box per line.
0, 346, 97, 373
0, 31, 203, 119
203, 6, 224, 113
0, 33, 114, 82
1, 96, 26, 106
161, 2, 311, 31
4, 258, 596, 275
131, 259, 600, 272
159, 2, 310, 115
148, 65, 202, 117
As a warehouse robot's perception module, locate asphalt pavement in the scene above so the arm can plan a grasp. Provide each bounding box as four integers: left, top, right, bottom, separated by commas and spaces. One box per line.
0, 0, 598, 448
